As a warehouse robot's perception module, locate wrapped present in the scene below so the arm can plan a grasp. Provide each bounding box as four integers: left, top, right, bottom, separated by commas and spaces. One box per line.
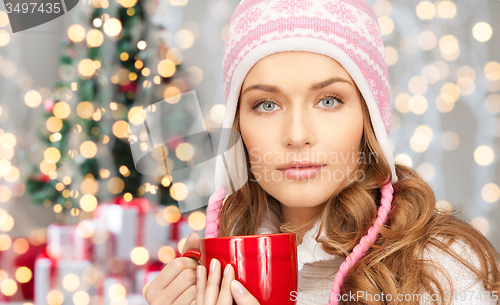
0, 237, 46, 302
149, 213, 194, 258
125, 293, 149, 305
92, 198, 189, 262
92, 198, 152, 261
46, 224, 92, 260
134, 261, 165, 294
90, 218, 117, 264
34, 248, 96, 305
101, 275, 132, 305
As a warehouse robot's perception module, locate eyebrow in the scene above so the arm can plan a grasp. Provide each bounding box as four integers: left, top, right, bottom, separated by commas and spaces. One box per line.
241, 77, 354, 96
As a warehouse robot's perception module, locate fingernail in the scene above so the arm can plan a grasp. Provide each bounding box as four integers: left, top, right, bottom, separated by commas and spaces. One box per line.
231, 280, 247, 295
210, 259, 217, 272
224, 264, 232, 276
197, 265, 201, 279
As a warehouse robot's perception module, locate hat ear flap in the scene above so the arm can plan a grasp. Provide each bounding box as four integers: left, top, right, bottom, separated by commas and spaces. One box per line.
328, 181, 394, 304
205, 185, 227, 238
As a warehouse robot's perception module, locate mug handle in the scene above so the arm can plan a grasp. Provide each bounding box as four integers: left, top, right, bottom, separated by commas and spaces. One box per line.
181, 249, 202, 264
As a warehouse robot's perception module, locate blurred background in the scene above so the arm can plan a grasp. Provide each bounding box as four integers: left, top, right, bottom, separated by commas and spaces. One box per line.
0, 0, 499, 304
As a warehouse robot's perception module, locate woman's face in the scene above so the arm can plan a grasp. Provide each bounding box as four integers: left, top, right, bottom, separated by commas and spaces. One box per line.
238, 51, 364, 210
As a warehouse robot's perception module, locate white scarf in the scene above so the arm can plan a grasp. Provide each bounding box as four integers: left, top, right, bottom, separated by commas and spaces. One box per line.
255, 214, 340, 272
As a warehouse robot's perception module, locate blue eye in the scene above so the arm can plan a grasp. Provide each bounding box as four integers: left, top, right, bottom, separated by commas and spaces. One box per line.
318, 97, 340, 108
251, 94, 345, 116
254, 101, 282, 113
316, 95, 343, 109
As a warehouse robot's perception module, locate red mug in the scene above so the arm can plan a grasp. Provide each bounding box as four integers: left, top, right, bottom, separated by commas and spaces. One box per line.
182, 232, 298, 305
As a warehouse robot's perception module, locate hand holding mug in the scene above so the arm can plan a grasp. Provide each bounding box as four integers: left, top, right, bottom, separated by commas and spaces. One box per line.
182, 232, 298, 305
196, 257, 260, 305
144, 233, 201, 305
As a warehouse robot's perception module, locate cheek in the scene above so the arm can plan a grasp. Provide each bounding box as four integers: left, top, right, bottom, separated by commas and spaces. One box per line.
319, 110, 364, 155
241, 123, 271, 169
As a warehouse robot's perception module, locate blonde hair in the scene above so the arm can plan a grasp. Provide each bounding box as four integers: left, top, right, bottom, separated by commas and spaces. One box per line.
219, 93, 500, 304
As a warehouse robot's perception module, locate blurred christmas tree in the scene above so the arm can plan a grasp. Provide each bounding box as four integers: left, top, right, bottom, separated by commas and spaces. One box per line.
25, 0, 194, 216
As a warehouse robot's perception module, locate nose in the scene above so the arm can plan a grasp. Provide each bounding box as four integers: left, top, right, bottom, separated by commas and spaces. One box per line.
281, 105, 316, 149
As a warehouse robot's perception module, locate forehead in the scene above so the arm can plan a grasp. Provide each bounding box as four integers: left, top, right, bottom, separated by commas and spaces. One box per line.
243, 51, 354, 85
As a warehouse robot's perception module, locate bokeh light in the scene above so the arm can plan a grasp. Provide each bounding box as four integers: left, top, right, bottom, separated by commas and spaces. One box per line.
416, 1, 435, 20
24, 90, 42, 108
158, 246, 176, 264
0, 214, 14, 232
175, 29, 195, 49
474, 145, 495, 166
108, 284, 126, 302
47, 289, 64, 305
163, 205, 181, 223
170, 182, 188, 201
157, 59, 176, 78
0, 278, 17, 296
472, 22, 493, 42
0, 30, 10, 47
439, 35, 460, 61
80, 194, 98, 212
470, 217, 490, 236
131, 246, 150, 265
73, 291, 90, 305
15, 266, 32, 283
418, 31, 437, 51
62, 273, 80, 291
378, 16, 394, 35
12, 238, 29, 254
78, 59, 96, 78
188, 211, 206, 231
103, 18, 122, 37
435, 1, 457, 19
86, 29, 104, 48
80, 141, 97, 158
482, 183, 500, 204
395, 153, 413, 168
119, 0, 137, 8
77, 101, 94, 119
67, 24, 86, 43
176, 143, 194, 161
108, 177, 125, 194
436, 200, 452, 213
112, 120, 129, 138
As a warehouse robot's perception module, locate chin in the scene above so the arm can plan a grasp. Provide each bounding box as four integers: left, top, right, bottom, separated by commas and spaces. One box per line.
262, 181, 334, 208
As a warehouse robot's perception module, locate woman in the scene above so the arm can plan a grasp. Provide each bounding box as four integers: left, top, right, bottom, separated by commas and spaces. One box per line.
145, 0, 500, 304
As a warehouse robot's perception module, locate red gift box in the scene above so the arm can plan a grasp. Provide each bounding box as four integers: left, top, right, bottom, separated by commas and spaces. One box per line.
0, 237, 45, 302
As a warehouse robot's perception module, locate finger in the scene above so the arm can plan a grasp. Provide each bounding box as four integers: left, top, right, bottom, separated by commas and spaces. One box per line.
216, 264, 235, 305
172, 284, 197, 305
158, 268, 197, 304
196, 265, 207, 305
204, 259, 222, 305
182, 232, 201, 254
231, 280, 260, 305
146, 257, 199, 300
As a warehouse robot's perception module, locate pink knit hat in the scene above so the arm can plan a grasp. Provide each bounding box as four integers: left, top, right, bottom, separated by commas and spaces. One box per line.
205, 0, 396, 303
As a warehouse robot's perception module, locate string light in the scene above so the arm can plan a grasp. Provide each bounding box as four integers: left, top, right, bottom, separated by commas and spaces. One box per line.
472, 22, 493, 42
0, 30, 10, 47
93, 18, 103, 28
103, 18, 122, 37
137, 40, 147, 50
67, 24, 86, 43
87, 29, 104, 48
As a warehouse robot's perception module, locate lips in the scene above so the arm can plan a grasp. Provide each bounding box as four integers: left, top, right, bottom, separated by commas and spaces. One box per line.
277, 160, 325, 170
278, 165, 324, 180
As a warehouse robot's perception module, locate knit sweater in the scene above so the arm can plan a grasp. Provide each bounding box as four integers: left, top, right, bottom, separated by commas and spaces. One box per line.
256, 215, 496, 305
